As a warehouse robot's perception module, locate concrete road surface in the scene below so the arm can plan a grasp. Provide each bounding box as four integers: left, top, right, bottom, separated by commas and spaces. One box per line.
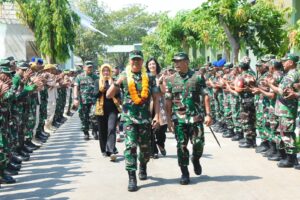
0, 113, 299, 200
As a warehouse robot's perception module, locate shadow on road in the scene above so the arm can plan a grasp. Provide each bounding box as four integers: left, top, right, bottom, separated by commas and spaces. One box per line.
0, 116, 90, 200
141, 174, 262, 189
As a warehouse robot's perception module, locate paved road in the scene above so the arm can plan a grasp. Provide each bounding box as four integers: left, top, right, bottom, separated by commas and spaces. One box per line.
1, 113, 299, 200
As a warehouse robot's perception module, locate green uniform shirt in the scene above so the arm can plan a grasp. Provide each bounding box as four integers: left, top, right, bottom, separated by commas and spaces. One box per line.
119, 71, 159, 124
74, 72, 98, 104
275, 68, 300, 118
165, 70, 208, 124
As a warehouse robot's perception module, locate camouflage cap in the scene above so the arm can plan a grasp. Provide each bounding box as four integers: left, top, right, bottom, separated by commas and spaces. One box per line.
281, 53, 299, 63
255, 60, 263, 67
16, 60, 29, 69
129, 50, 143, 60
172, 52, 189, 61
0, 66, 13, 74
224, 62, 233, 69
0, 59, 11, 67
261, 54, 276, 62
84, 60, 94, 67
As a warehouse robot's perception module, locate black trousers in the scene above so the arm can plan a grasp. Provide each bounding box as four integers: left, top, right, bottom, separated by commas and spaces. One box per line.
151, 124, 167, 154
97, 111, 118, 154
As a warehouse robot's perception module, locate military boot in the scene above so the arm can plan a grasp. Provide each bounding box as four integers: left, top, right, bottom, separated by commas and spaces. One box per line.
0, 173, 16, 184
138, 163, 147, 180
239, 138, 256, 148
84, 131, 90, 140
277, 153, 296, 168
232, 132, 243, 141
128, 171, 138, 192
222, 129, 234, 138
180, 166, 190, 185
263, 142, 277, 157
191, 156, 202, 175
255, 140, 270, 153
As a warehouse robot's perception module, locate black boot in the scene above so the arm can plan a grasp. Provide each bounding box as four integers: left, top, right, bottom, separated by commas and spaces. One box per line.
239, 138, 256, 148
222, 129, 234, 138
263, 142, 276, 157
255, 141, 270, 153
84, 131, 90, 140
0, 174, 16, 184
180, 166, 190, 185
3, 168, 18, 176
277, 153, 296, 168
128, 171, 138, 192
23, 145, 33, 153
268, 147, 286, 161
232, 132, 243, 141
191, 156, 202, 175
138, 164, 147, 180
11, 154, 22, 164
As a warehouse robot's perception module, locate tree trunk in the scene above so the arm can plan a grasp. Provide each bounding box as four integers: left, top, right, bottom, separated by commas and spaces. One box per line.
219, 15, 240, 64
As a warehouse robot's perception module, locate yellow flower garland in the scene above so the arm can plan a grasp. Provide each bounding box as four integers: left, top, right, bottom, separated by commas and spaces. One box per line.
126, 65, 149, 105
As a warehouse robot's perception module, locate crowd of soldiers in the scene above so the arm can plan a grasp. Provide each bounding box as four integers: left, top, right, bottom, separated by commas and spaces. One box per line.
200, 54, 300, 170
0, 57, 77, 187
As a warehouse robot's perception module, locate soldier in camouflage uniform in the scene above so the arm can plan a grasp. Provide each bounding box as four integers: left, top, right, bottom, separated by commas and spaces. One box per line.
252, 60, 284, 161
253, 58, 271, 153
165, 52, 212, 185
222, 63, 235, 138
0, 64, 16, 184
267, 54, 300, 168
106, 50, 160, 192
74, 61, 98, 140
205, 67, 216, 123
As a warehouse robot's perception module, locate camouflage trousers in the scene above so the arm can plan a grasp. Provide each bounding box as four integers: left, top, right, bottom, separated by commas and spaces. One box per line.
78, 103, 93, 132
25, 99, 37, 140
255, 98, 270, 141
0, 120, 7, 170
124, 122, 151, 171
36, 99, 48, 133
276, 116, 298, 154
240, 97, 256, 140
215, 93, 224, 122
174, 122, 205, 167
208, 89, 216, 121
223, 93, 233, 130
231, 95, 242, 133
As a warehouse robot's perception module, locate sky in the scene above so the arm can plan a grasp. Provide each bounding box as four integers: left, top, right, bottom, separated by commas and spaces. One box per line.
98, 0, 207, 16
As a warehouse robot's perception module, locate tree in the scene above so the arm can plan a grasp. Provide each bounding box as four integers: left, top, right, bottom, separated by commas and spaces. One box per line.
1, 0, 80, 63
189, 0, 289, 63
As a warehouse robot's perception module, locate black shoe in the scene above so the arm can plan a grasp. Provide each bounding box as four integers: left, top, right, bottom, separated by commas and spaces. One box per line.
222, 129, 234, 138
255, 141, 270, 153
113, 147, 119, 155
11, 155, 22, 164
238, 138, 247, 144
180, 166, 190, 185
35, 134, 47, 143
18, 150, 30, 160
7, 162, 21, 171
84, 134, 89, 140
277, 154, 296, 168
191, 156, 202, 175
128, 171, 138, 192
263, 142, 277, 157
23, 145, 33, 154
232, 132, 243, 141
139, 164, 147, 180
268, 149, 282, 161
3, 169, 18, 176
0, 174, 16, 184
25, 140, 39, 150
239, 139, 256, 148
40, 131, 49, 138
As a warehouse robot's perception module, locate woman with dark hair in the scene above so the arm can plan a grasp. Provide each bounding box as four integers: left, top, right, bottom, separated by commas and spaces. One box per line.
146, 58, 168, 158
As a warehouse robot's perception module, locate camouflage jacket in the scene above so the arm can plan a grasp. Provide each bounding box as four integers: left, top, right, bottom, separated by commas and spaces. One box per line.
255, 72, 270, 113
239, 69, 256, 99
74, 72, 98, 104
119, 71, 159, 124
275, 68, 299, 118
165, 70, 208, 124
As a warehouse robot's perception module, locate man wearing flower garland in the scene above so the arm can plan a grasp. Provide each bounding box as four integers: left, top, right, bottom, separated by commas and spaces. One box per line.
107, 50, 160, 192
165, 52, 212, 185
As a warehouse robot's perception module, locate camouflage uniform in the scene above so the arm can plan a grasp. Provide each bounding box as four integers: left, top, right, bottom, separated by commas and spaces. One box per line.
165, 70, 207, 167
74, 72, 98, 134
119, 71, 159, 171
36, 88, 48, 134
275, 68, 299, 154
239, 69, 256, 145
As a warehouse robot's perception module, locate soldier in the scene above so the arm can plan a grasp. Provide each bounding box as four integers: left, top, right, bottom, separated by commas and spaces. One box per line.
106, 50, 160, 192
74, 61, 98, 140
267, 54, 300, 168
165, 52, 212, 185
